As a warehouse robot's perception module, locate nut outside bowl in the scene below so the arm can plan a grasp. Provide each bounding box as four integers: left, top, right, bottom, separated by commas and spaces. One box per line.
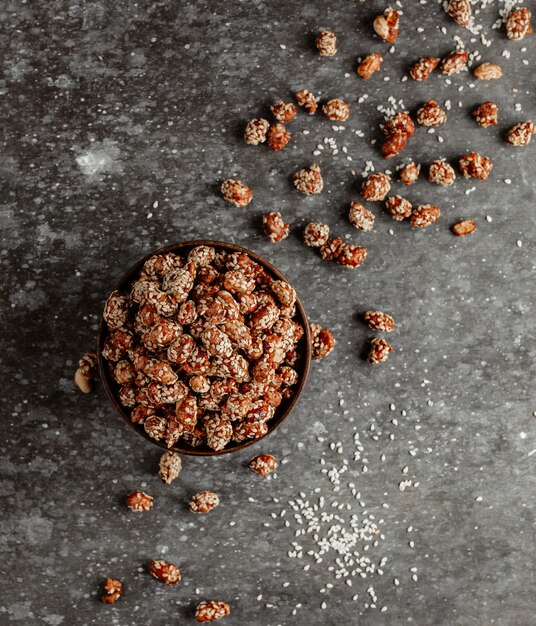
98, 240, 312, 456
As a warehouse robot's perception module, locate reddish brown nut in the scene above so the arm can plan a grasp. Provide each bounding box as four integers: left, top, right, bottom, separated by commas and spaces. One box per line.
428, 160, 456, 186
249, 454, 277, 478
361, 172, 391, 201
410, 204, 441, 228
101, 578, 122, 604
322, 98, 350, 121
294, 163, 323, 195
125, 490, 154, 512
159, 451, 182, 484
368, 337, 393, 365
303, 222, 330, 247
195, 600, 231, 623
271, 280, 296, 307
189, 491, 220, 513
349, 201, 375, 232
381, 132, 408, 159
205, 415, 233, 451
399, 162, 420, 186
263, 211, 290, 243
295, 89, 318, 114
416, 100, 447, 127
75, 351, 97, 393
167, 333, 195, 364
267, 123, 291, 151
506, 121, 535, 146
473, 63, 503, 80
103, 290, 129, 330
446, 0, 472, 27
385, 195, 413, 221
271, 100, 297, 122
335, 243, 368, 269
441, 50, 469, 75
452, 219, 477, 236
458, 152, 493, 180
149, 559, 181, 585
382, 112, 415, 138
373, 8, 399, 43
221, 179, 253, 207
144, 415, 167, 441
201, 326, 233, 359
506, 7, 532, 40
364, 311, 395, 332
310, 322, 336, 360
410, 56, 440, 81
319, 236, 343, 261
472, 102, 498, 127
244, 118, 269, 145
316, 29, 337, 56
357, 52, 383, 79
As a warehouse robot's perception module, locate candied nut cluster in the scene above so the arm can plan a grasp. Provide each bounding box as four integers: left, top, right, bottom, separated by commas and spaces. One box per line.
385, 195, 413, 221
267, 123, 291, 151
249, 453, 277, 477
244, 118, 269, 145
506, 121, 535, 146
357, 52, 383, 79
459, 152, 493, 180
295, 89, 318, 115
428, 160, 456, 186
125, 490, 154, 512
399, 162, 420, 186
410, 204, 441, 228
452, 219, 477, 236
446, 0, 472, 27
506, 7, 532, 41
195, 600, 231, 623
159, 451, 182, 484
472, 102, 498, 127
349, 201, 375, 232
101, 245, 305, 452
440, 50, 469, 75
410, 56, 440, 81
270, 100, 297, 122
368, 337, 393, 365
189, 490, 220, 513
364, 311, 395, 333
373, 8, 399, 43
149, 559, 181, 585
322, 98, 350, 121
263, 212, 290, 243
75, 351, 97, 394
294, 163, 324, 195
416, 100, 447, 127
221, 179, 253, 207
361, 172, 391, 201
473, 62, 502, 80
101, 578, 122, 604
316, 29, 337, 56
303, 222, 330, 247
310, 322, 336, 360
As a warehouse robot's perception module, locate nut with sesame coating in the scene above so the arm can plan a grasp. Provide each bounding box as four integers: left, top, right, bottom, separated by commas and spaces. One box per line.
244, 118, 269, 145
189, 491, 220, 513
399, 162, 420, 186
310, 323, 336, 360
295, 89, 318, 114
446, 0, 472, 27
368, 337, 393, 365
385, 195, 413, 221
506, 7, 532, 40
440, 50, 469, 75
315, 29, 337, 56
149, 559, 181, 585
319, 236, 343, 261
506, 121, 535, 146
125, 490, 154, 512
195, 600, 231, 622
349, 201, 375, 232
409, 56, 440, 81
361, 172, 391, 201
294, 163, 323, 195
472, 102, 498, 127
381, 132, 408, 159
159, 451, 182, 484
381, 112, 414, 138
221, 179, 253, 207
373, 8, 399, 43
335, 243, 368, 269
416, 100, 447, 127
322, 98, 350, 121
267, 123, 291, 151
429, 160, 456, 186
357, 52, 383, 79
101, 578, 122, 604
458, 152, 493, 179
452, 219, 477, 236
263, 211, 290, 243
410, 204, 441, 228
364, 311, 395, 333
271, 100, 297, 122
250, 454, 278, 477
303, 222, 330, 247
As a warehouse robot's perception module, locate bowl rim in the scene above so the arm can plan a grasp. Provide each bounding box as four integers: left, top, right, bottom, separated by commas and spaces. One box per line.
97, 240, 312, 456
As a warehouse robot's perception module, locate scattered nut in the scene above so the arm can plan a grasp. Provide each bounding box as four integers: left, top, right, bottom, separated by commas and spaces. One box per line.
459, 152, 493, 180
410, 204, 441, 228
249, 454, 278, 477
295, 89, 318, 114
335, 243, 368, 269
101, 578, 122, 604
322, 98, 350, 121
410, 57, 440, 81
125, 490, 154, 512
440, 50, 469, 75
364, 311, 395, 333
506, 121, 535, 146
446, 0, 472, 27
416, 100, 447, 127
368, 338, 393, 365
385, 195, 413, 221
361, 172, 391, 201
473, 63, 503, 80
159, 451, 182, 484
244, 119, 269, 145
149, 559, 181, 585
399, 162, 420, 186
271, 100, 297, 122
75, 352, 97, 394
263, 211, 290, 242
189, 491, 220, 513
452, 219, 477, 236
310, 322, 336, 360
349, 201, 375, 232
357, 52, 383, 79
381, 112, 415, 138
506, 7, 532, 40
303, 222, 330, 247
195, 600, 231, 623
428, 160, 456, 186
221, 179, 253, 207
316, 29, 337, 56
381, 132, 408, 159
294, 163, 324, 195
472, 102, 498, 127
319, 237, 343, 261
267, 123, 291, 151
373, 8, 399, 43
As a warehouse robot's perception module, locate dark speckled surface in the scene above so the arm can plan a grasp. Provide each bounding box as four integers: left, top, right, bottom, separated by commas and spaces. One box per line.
1, 1, 536, 625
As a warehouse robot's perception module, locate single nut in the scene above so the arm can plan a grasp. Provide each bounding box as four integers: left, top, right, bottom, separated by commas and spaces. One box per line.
319, 236, 343, 261
506, 121, 535, 146
416, 100, 447, 127
451, 219, 477, 236
249, 454, 278, 478
221, 179, 253, 207
446, 0, 472, 27
295, 89, 318, 114
381, 112, 415, 137
303, 222, 330, 247
399, 162, 420, 186
316, 29, 337, 56
125, 490, 154, 512
189, 491, 220, 513
368, 337, 393, 365
361, 172, 391, 201
335, 243, 368, 269
267, 123, 291, 151
381, 132, 408, 159
263, 211, 290, 242
149, 559, 181, 585
357, 52, 383, 79
75, 351, 97, 393
428, 160, 456, 186
294, 163, 323, 195
244, 118, 269, 145
458, 152, 493, 180
385, 195, 413, 221
364, 311, 395, 333
410, 204, 441, 228
506, 7, 532, 41
440, 50, 469, 75
472, 102, 498, 127
159, 451, 182, 484
322, 98, 350, 121
195, 600, 231, 623
271, 100, 297, 123
101, 578, 122, 604
349, 201, 375, 232
410, 57, 440, 81
373, 8, 399, 43
473, 63, 502, 80
310, 322, 336, 360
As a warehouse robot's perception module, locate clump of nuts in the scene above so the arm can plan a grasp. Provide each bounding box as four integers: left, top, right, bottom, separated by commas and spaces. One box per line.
428, 160, 456, 186
440, 50, 469, 75
316, 29, 337, 56
249, 453, 277, 477
410, 57, 439, 81
221, 179, 253, 207
473, 63, 502, 80
506, 121, 535, 146
385, 195, 413, 221
506, 7, 532, 41
373, 8, 399, 43
410, 204, 441, 228
472, 102, 498, 127
368, 337, 393, 365
349, 201, 375, 232
452, 219, 477, 236
195, 600, 231, 622
303, 222, 330, 247
446, 0, 472, 27
189, 490, 220, 513
295, 89, 318, 115
149, 559, 181, 585
270, 100, 297, 122
244, 119, 269, 145
263, 212, 290, 242
159, 451, 182, 484
357, 52, 383, 79
322, 98, 350, 121
125, 490, 154, 512
267, 123, 291, 151
101, 578, 122, 604
310, 322, 336, 360
416, 100, 447, 127
399, 162, 420, 186
459, 152, 493, 180
294, 163, 324, 195
364, 310, 395, 333
361, 172, 391, 201
75, 351, 97, 394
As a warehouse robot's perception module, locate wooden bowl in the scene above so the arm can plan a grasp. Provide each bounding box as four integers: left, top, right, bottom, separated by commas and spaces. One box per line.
97, 240, 311, 456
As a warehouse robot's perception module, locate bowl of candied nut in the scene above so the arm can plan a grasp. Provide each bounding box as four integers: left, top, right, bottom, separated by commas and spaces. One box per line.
98, 241, 311, 456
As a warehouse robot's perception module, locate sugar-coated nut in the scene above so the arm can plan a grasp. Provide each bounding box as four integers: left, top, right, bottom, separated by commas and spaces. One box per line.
125, 490, 154, 512
349, 201, 375, 232
441, 50, 469, 75
303, 222, 330, 247
361, 172, 391, 201
271, 100, 297, 122
149, 559, 181, 585
368, 337, 393, 365
410, 204, 441, 228
144, 415, 167, 441
250, 454, 278, 478
506, 7, 532, 40
322, 98, 350, 121
319, 237, 343, 261
103, 290, 129, 330
472, 102, 498, 127
159, 451, 182, 484
189, 491, 220, 513
294, 163, 324, 195
452, 219, 477, 236
295, 89, 318, 114
473, 63, 502, 80
310, 322, 336, 360
506, 121, 535, 146
316, 29, 337, 56
267, 123, 291, 151
382, 112, 414, 138
101, 578, 122, 604
357, 52, 383, 79
373, 8, 399, 43
459, 152, 493, 179
399, 162, 420, 186
244, 118, 269, 145
195, 600, 231, 623
221, 179, 253, 207
416, 100, 447, 127
381, 132, 408, 159
364, 311, 395, 333
446, 0, 472, 26
335, 243, 368, 269
75, 351, 97, 393
410, 57, 439, 81
263, 212, 290, 242
428, 160, 456, 186
385, 195, 413, 221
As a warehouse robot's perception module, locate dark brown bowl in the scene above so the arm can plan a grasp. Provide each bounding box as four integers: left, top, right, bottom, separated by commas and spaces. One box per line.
97, 240, 311, 456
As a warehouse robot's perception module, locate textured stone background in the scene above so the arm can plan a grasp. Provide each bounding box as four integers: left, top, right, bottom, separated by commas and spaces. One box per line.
1, 1, 535, 624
